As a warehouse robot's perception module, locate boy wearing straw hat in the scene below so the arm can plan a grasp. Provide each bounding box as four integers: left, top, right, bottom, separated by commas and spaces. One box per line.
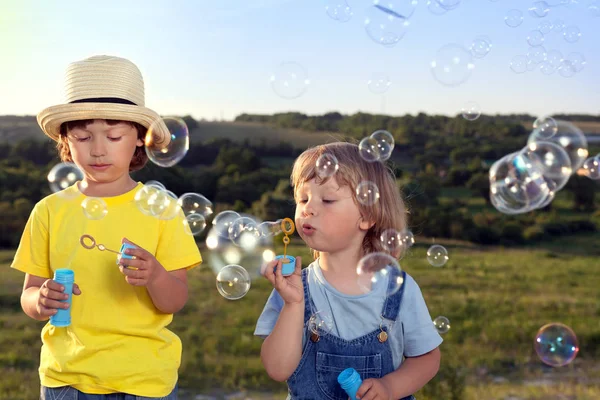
10, 55, 202, 399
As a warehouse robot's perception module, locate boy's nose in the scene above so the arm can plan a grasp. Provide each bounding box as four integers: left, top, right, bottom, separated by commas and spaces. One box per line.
90, 143, 106, 157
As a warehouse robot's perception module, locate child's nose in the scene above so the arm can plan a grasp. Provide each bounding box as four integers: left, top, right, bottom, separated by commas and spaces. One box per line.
90, 141, 107, 157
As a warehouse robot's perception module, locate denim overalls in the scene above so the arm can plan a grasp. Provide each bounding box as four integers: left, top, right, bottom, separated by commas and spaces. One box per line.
286, 268, 415, 400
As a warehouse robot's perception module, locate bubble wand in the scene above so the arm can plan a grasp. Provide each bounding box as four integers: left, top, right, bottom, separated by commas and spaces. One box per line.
274, 218, 296, 276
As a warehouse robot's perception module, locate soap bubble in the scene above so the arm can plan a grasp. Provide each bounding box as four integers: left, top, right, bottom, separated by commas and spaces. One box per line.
399, 230, 415, 248
309, 310, 335, 335
528, 120, 588, 171
145, 117, 189, 168
258, 220, 283, 237
546, 50, 564, 68
370, 130, 395, 161
270, 62, 310, 99
527, 30, 545, 47
431, 44, 475, 87
427, 0, 448, 15
212, 211, 242, 238
433, 316, 451, 334
533, 116, 558, 139
437, 0, 461, 9
470, 36, 492, 59
534, 323, 579, 367
510, 55, 528, 74
149, 190, 180, 220
566, 52, 586, 72
380, 229, 403, 254
539, 61, 555, 75
563, 26, 581, 43
81, 197, 108, 220
427, 244, 449, 267
144, 180, 165, 190
589, 0, 600, 17
325, 0, 353, 22
48, 162, 84, 196
134, 183, 164, 216
184, 213, 207, 236
216, 265, 251, 300
505, 9, 524, 27
538, 20, 554, 34
228, 217, 261, 250
558, 60, 577, 78
359, 137, 381, 162
521, 141, 572, 190
529, 1, 550, 17
356, 252, 404, 296
316, 153, 340, 178
367, 73, 392, 94
461, 101, 481, 121
178, 193, 213, 218
364, 2, 413, 46
527, 46, 547, 65
356, 181, 380, 206
553, 19, 566, 33
582, 156, 600, 180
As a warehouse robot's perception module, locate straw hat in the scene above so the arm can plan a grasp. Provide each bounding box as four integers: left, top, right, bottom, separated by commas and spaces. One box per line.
37, 55, 170, 148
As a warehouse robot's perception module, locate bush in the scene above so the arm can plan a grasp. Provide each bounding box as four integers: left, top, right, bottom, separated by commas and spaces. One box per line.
542, 221, 571, 236
467, 226, 499, 244
500, 222, 525, 245
523, 225, 549, 242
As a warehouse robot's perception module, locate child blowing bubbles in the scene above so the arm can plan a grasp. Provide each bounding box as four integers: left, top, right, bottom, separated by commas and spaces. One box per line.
255, 142, 442, 400
11, 55, 202, 399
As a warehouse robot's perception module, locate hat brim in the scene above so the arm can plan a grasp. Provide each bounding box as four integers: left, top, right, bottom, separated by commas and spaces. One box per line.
37, 103, 171, 148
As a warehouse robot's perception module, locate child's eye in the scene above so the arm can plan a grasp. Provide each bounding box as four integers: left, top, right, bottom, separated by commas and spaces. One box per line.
108, 137, 122, 142
323, 199, 335, 204
297, 199, 308, 204
76, 137, 90, 142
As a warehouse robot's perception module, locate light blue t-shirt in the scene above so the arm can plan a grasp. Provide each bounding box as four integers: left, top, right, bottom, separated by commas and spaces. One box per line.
254, 260, 443, 369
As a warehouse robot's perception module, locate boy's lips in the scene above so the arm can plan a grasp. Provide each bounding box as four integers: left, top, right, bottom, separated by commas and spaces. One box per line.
301, 223, 316, 236
90, 164, 111, 170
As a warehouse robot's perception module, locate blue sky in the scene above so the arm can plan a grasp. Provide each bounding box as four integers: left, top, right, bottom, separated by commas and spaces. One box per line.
1, 0, 599, 121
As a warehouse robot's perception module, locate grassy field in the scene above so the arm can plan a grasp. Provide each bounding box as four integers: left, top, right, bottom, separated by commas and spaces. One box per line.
1, 229, 600, 400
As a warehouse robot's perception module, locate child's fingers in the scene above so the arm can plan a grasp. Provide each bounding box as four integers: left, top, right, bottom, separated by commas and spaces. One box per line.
119, 257, 146, 270
293, 256, 302, 275
72, 283, 82, 295
119, 265, 145, 279
355, 379, 374, 399
263, 260, 278, 282
274, 260, 286, 288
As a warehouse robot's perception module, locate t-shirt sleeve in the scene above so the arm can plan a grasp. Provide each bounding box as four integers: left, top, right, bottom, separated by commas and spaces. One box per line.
254, 289, 284, 339
155, 211, 202, 271
10, 200, 52, 278
399, 274, 443, 357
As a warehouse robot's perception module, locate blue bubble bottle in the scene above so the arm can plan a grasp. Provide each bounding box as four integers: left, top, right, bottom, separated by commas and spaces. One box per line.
49, 269, 74, 327
338, 368, 362, 400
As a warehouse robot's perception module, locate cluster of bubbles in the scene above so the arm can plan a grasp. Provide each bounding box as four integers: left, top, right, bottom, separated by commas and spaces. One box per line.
145, 117, 190, 168
489, 118, 589, 214
535, 323, 579, 367
206, 211, 288, 300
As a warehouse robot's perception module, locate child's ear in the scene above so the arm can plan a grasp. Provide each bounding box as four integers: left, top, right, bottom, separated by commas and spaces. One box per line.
136, 138, 144, 147
359, 216, 375, 231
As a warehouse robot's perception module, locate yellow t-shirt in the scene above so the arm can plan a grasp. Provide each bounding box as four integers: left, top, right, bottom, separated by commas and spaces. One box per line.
10, 182, 202, 397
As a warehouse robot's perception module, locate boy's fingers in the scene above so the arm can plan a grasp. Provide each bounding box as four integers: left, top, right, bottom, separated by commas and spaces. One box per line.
274, 261, 285, 287
40, 286, 66, 301
46, 280, 65, 292
356, 380, 373, 398
73, 284, 82, 295
294, 256, 302, 275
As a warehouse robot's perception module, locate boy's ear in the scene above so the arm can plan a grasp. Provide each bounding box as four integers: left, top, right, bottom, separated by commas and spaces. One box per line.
136, 138, 144, 147
359, 216, 375, 231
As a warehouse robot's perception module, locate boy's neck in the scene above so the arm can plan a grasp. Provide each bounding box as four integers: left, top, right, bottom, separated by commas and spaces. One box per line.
319, 248, 366, 295
79, 175, 138, 197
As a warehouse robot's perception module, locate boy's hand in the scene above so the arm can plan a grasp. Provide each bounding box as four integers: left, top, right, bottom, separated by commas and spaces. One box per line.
263, 256, 303, 305
355, 378, 393, 400
37, 279, 82, 318
117, 237, 165, 286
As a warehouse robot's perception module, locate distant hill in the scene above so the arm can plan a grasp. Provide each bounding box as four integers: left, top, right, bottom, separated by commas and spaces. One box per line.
1, 114, 599, 147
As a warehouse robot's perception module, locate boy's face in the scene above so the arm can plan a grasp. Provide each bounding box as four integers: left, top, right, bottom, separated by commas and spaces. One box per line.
66, 119, 143, 184
294, 177, 371, 254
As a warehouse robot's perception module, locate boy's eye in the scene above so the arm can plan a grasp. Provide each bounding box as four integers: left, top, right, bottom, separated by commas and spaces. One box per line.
75, 137, 90, 142
323, 199, 335, 204
108, 137, 122, 141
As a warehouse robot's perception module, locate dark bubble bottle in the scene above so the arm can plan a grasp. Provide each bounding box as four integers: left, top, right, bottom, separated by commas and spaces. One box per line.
49, 269, 74, 327
338, 368, 362, 400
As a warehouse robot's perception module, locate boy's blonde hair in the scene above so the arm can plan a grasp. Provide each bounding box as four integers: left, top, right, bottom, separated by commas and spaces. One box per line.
290, 142, 407, 259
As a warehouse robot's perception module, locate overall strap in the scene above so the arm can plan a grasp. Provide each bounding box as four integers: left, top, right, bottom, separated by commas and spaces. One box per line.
381, 270, 407, 321
301, 268, 314, 324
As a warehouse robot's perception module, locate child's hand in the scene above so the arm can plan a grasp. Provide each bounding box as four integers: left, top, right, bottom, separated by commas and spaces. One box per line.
117, 238, 165, 287
37, 279, 82, 318
263, 256, 303, 305
355, 378, 393, 400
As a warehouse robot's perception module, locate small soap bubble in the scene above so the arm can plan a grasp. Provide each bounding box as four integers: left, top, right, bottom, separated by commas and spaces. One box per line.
546, 50, 564, 68
427, 244, 449, 267
178, 193, 213, 218
505, 9, 524, 27
145, 117, 189, 168
433, 316, 451, 334
399, 230, 415, 248
563, 26, 581, 43
582, 157, 600, 180
430, 44, 475, 87
212, 211, 242, 238
356, 181, 380, 206
356, 252, 404, 296
149, 190, 180, 220
538, 20, 554, 34
380, 229, 403, 254
228, 217, 261, 250
558, 60, 577, 78
183, 213, 207, 236
216, 265, 251, 300
370, 130, 395, 161
81, 197, 108, 220
308, 310, 335, 335
534, 323, 579, 367
364, 2, 413, 46
461, 101, 481, 121
144, 180, 165, 190
134, 184, 163, 216
533, 116, 558, 139
527, 46, 547, 64
359, 137, 381, 162
325, 0, 353, 22
270, 62, 310, 99
48, 162, 84, 195
470, 36, 492, 59
510, 55, 528, 74
567, 52, 586, 72
258, 220, 283, 237
589, 0, 600, 17
539, 61, 555, 75
367, 73, 392, 94
553, 19, 566, 33
316, 153, 340, 178
527, 30, 545, 47
529, 1, 550, 17
427, 0, 449, 15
